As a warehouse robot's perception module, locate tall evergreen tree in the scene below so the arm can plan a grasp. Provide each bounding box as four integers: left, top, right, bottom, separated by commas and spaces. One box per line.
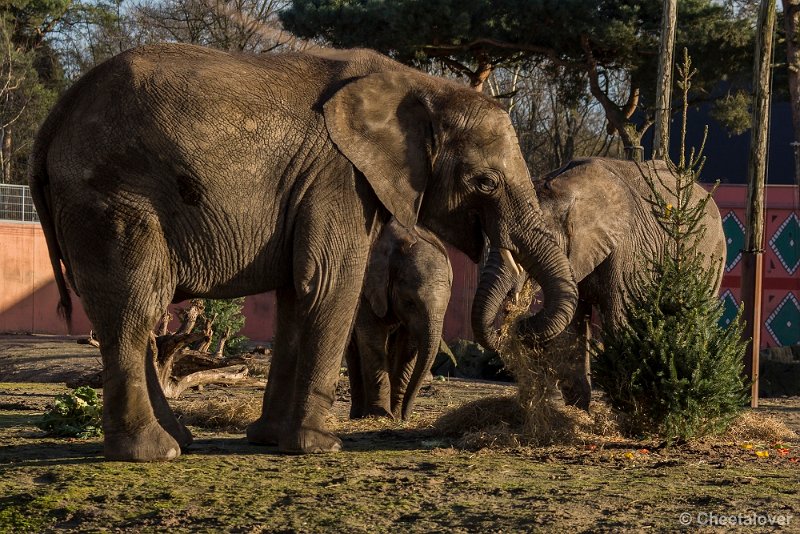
591, 51, 748, 441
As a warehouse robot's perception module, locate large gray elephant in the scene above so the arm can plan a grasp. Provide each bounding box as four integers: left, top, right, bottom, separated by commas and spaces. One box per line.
29, 44, 578, 461
346, 219, 451, 421
472, 157, 726, 409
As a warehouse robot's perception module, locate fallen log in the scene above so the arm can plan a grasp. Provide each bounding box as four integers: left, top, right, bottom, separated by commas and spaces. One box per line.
160, 365, 249, 399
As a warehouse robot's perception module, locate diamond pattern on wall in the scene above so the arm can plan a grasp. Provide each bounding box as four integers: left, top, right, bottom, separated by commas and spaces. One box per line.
769, 213, 800, 275
722, 211, 745, 272
765, 292, 800, 346
718, 290, 740, 329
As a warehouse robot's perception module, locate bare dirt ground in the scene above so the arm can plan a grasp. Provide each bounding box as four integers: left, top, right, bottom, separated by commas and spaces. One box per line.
1, 334, 799, 533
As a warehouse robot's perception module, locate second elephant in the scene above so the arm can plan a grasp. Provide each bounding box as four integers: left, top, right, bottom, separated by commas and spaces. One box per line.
473, 157, 727, 409
346, 219, 452, 421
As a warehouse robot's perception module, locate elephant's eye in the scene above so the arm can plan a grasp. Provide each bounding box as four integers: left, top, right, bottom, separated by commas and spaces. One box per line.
474, 174, 499, 194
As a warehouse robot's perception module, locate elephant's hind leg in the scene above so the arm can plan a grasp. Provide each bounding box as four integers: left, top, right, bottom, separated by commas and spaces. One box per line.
344, 337, 367, 419
69, 212, 180, 461
352, 306, 393, 419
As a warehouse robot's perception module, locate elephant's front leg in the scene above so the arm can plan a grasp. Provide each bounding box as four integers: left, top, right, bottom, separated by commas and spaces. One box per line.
280, 249, 372, 452
255, 177, 377, 453
247, 287, 300, 446
350, 306, 392, 419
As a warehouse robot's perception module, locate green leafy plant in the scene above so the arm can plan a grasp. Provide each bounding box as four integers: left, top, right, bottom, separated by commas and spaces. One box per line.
591, 50, 748, 441
37, 386, 103, 438
198, 298, 248, 355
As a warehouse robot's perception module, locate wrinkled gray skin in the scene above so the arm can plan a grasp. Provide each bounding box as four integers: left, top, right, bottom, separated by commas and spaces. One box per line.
346, 219, 452, 421
29, 44, 578, 461
473, 158, 726, 409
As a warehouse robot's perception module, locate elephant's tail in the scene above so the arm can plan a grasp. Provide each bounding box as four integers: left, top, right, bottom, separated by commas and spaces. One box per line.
27, 145, 73, 333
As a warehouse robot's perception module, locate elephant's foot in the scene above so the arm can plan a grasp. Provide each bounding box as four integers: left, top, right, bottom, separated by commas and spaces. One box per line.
148, 391, 193, 449
104, 421, 181, 462
350, 405, 393, 420
159, 415, 193, 449
246, 417, 282, 446
279, 427, 342, 454
150, 400, 193, 449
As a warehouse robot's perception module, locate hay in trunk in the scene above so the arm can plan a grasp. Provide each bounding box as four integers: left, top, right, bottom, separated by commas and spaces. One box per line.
436, 282, 622, 447
495, 281, 584, 444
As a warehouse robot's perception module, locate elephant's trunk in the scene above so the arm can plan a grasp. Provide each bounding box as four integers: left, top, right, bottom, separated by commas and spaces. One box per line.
473, 223, 577, 349
514, 227, 577, 343
472, 248, 520, 351
398, 326, 441, 421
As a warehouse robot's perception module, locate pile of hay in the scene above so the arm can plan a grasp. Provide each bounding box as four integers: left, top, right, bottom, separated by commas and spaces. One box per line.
174, 396, 262, 432
436, 281, 622, 448
724, 411, 797, 443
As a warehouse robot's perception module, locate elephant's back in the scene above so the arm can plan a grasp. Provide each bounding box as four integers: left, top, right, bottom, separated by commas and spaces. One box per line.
40, 45, 344, 218
35, 44, 363, 297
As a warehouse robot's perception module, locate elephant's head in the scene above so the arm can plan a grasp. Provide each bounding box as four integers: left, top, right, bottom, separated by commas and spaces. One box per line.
363, 220, 452, 420
324, 69, 578, 345
470, 158, 636, 350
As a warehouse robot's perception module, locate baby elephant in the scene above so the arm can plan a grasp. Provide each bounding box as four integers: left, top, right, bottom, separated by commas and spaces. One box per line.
346, 219, 453, 420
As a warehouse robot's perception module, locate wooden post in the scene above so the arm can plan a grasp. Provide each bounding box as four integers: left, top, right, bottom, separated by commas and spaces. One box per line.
653, 0, 678, 159
742, 0, 777, 408
783, 1, 800, 203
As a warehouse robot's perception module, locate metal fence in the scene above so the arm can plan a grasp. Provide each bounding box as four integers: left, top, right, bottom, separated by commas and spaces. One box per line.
0, 183, 39, 222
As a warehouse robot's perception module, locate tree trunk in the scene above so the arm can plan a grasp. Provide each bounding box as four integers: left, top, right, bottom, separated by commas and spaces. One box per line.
581, 34, 650, 159
77, 330, 101, 348
470, 59, 493, 93
197, 315, 215, 353
2, 127, 11, 183
782, 0, 800, 201
161, 365, 250, 399
148, 329, 250, 398
653, 0, 678, 159
742, 0, 777, 408
213, 326, 231, 358
157, 311, 172, 336
150, 331, 210, 388
176, 299, 204, 334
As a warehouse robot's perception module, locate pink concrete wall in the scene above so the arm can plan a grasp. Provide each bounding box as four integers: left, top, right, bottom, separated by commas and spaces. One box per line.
711, 184, 799, 348
0, 221, 478, 342
0, 222, 91, 335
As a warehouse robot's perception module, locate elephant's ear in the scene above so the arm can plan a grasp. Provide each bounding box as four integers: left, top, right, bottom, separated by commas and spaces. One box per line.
363, 224, 395, 318
554, 164, 629, 281
363, 220, 417, 318
324, 71, 435, 229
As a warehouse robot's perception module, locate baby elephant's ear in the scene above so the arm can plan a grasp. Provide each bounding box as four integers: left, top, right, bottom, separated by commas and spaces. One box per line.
324, 70, 435, 229
362, 228, 394, 318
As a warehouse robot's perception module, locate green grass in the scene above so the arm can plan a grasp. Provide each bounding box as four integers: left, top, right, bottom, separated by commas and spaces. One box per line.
1, 382, 798, 532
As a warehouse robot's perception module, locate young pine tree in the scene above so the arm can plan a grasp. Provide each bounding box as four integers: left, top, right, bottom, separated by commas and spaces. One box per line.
591, 50, 748, 441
